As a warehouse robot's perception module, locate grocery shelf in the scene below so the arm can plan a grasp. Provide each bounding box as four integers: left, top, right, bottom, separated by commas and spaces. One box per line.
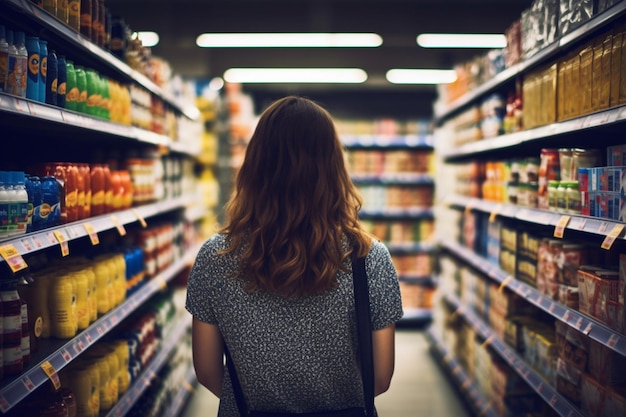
386, 242, 437, 254
2, 0, 199, 120
448, 195, 626, 241
0, 93, 200, 157
359, 208, 434, 219
401, 308, 432, 322
441, 104, 626, 162
444, 292, 585, 417
433, 2, 626, 124
163, 365, 197, 417
351, 173, 435, 185
398, 275, 435, 286
426, 329, 498, 417
440, 238, 626, 356
104, 313, 193, 417
341, 134, 434, 148
0, 195, 196, 269
0, 246, 199, 413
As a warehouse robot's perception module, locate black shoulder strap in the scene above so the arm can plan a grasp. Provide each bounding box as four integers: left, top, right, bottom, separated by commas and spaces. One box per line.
225, 251, 375, 417
352, 253, 375, 417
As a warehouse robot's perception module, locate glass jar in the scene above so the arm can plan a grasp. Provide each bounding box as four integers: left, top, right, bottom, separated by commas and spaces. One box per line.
556, 181, 567, 212
566, 181, 581, 214
547, 180, 559, 211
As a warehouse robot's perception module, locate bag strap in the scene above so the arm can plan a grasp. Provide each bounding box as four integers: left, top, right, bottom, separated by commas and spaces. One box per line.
225, 250, 375, 417
352, 252, 375, 417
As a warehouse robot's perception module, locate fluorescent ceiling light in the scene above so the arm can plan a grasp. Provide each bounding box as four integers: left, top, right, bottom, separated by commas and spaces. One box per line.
417, 33, 506, 48
386, 69, 457, 85
223, 68, 368, 84
196, 33, 382, 48
136, 31, 160, 47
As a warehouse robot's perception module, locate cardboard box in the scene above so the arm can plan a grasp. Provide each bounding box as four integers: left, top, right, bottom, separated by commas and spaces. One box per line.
589, 339, 626, 386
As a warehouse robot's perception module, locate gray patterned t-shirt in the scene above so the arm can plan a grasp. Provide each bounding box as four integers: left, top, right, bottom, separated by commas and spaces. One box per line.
185, 234, 403, 416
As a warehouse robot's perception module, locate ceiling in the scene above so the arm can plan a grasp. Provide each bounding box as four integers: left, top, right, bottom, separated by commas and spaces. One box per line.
105, 0, 530, 118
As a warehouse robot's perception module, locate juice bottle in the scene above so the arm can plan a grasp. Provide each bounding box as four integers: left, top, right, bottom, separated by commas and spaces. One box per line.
90, 164, 105, 215
100, 75, 110, 120
56, 0, 69, 25
92, 258, 111, 315
32, 272, 52, 338
26, 175, 42, 232
76, 163, 86, 220
80, 264, 97, 323
80, 0, 92, 40
56, 54, 67, 108
102, 164, 113, 213
41, 175, 61, 228
5, 30, 18, 96
80, 163, 91, 218
13, 31, 28, 98
91, 0, 101, 46
19, 290, 30, 365
85, 68, 100, 116
74, 65, 87, 113
0, 172, 9, 240
45, 49, 58, 106
13, 171, 29, 237
81, 351, 111, 411
63, 362, 99, 417
16, 276, 37, 355
48, 271, 77, 339
64, 60, 78, 111
0, 25, 8, 93
68, 0, 81, 31
38, 40, 48, 102
1, 280, 23, 376
112, 339, 130, 394
69, 270, 89, 331
25, 36, 40, 101
113, 253, 126, 304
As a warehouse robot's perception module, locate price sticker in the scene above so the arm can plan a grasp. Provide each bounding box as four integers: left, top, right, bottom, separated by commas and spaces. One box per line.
563, 311, 571, 322
182, 380, 195, 393
83, 223, 100, 245
60, 348, 72, 362
576, 217, 587, 230
31, 234, 43, 248
132, 208, 148, 228
156, 276, 168, 291
40, 361, 61, 390
489, 204, 503, 223
498, 276, 513, 293
21, 238, 33, 251
550, 395, 558, 406
583, 322, 593, 335
0, 394, 9, 412
549, 303, 556, 313
553, 215, 571, 238
480, 335, 494, 349
0, 243, 28, 273
21, 376, 35, 391
85, 333, 93, 344
601, 224, 624, 250
575, 317, 584, 330
461, 380, 471, 390
608, 333, 619, 348
53, 230, 70, 257
46, 232, 58, 245
599, 222, 609, 233
110, 216, 127, 236
13, 97, 29, 113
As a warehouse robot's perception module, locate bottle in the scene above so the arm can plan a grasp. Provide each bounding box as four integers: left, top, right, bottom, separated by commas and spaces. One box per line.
41, 175, 61, 228
80, 163, 91, 218
33, 272, 52, 339
56, 0, 69, 25
80, 0, 92, 40
12, 172, 29, 237
68, 0, 81, 32
45, 50, 58, 106
1, 280, 24, 376
68, 270, 88, 330
25, 36, 40, 101
556, 182, 567, 213
100, 75, 110, 119
109, 16, 126, 60
15, 31, 28, 97
19, 290, 30, 365
43, 0, 57, 16
6, 30, 22, 97
38, 40, 48, 102
566, 181, 581, 214
64, 60, 78, 110
56, 54, 67, 108
0, 25, 9, 93
74, 65, 87, 113
92, 0, 101, 46
85, 68, 100, 116
5, 172, 19, 237
0, 172, 9, 240
90, 164, 105, 215
48, 272, 76, 339
547, 180, 559, 212
25, 175, 41, 232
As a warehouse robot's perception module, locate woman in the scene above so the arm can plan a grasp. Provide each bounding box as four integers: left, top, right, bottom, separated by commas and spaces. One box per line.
186, 96, 403, 416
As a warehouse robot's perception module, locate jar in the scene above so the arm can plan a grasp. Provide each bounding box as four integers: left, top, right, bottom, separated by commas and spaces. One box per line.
507, 181, 519, 205
547, 180, 559, 211
559, 148, 574, 181
527, 182, 539, 208
566, 181, 581, 214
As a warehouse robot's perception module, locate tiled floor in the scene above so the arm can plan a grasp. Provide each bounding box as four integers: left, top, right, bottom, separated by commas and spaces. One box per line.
179, 328, 470, 417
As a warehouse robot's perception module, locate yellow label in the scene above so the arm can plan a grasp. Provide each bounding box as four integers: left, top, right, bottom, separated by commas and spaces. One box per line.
601, 224, 625, 250
83, 223, 100, 245
498, 276, 513, 293
57, 81, 66, 96
28, 54, 40, 76
110, 216, 126, 236
34, 316, 43, 338
40, 56, 47, 78
78, 90, 87, 104
41, 361, 61, 390
53, 230, 70, 256
489, 204, 502, 222
132, 209, 147, 228
553, 215, 571, 238
0, 244, 28, 273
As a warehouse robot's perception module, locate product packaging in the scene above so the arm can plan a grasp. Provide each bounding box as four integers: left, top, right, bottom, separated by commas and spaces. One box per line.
559, 0, 595, 37
588, 338, 626, 386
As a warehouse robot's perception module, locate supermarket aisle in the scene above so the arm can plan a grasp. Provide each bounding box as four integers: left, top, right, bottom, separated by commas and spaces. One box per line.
179, 328, 470, 417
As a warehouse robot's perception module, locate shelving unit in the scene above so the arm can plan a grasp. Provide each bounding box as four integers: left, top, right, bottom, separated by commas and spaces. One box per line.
0, 2, 205, 415
431, 3, 626, 417
342, 132, 436, 323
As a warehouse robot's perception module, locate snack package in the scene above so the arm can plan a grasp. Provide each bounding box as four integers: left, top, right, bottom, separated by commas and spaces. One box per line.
556, 358, 583, 404
555, 320, 589, 370
559, 0, 595, 37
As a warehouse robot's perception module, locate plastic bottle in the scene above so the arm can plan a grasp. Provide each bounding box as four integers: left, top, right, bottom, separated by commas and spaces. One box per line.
0, 25, 9, 93
38, 40, 48, 102
56, 54, 67, 108
69, 270, 89, 330
63, 362, 99, 417
45, 50, 58, 106
100, 75, 110, 119
13, 32, 28, 98
80, 163, 91, 218
19, 290, 30, 365
64, 60, 78, 111
25, 36, 40, 101
90, 164, 105, 215
41, 175, 61, 228
6, 30, 21, 97
85, 68, 100, 116
0, 172, 9, 240
5, 172, 19, 237
556, 182, 567, 213
566, 181, 581, 215
13, 172, 29, 237
27, 175, 42, 232
80, 0, 92, 40
33, 272, 52, 338
547, 180, 559, 212
68, 0, 81, 32
74, 65, 87, 113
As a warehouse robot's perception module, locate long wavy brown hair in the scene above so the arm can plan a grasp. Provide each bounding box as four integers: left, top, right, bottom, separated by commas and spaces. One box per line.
219, 96, 371, 298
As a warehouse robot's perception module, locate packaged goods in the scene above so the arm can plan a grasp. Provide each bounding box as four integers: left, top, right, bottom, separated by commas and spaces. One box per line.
555, 320, 588, 370
559, 0, 595, 37
588, 339, 626, 386
578, 266, 620, 329
557, 357, 583, 404
581, 373, 606, 417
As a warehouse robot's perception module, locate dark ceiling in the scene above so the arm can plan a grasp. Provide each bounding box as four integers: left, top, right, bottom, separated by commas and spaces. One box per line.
105, 0, 530, 118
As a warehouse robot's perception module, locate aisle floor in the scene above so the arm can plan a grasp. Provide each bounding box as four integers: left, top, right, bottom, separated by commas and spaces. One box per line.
179, 328, 471, 417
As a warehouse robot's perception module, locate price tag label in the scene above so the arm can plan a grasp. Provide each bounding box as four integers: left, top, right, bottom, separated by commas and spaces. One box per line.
83, 223, 100, 245
601, 224, 624, 250
0, 244, 28, 273
499, 276, 513, 293
132, 208, 148, 228
110, 216, 126, 236
583, 322, 593, 335
156, 276, 168, 291
21, 376, 35, 391
13, 97, 29, 113
31, 235, 43, 248
575, 217, 587, 230
60, 348, 72, 362
21, 238, 33, 251
608, 333, 619, 348
461, 380, 471, 390
40, 361, 61, 390
489, 204, 503, 223
599, 222, 609, 233
46, 232, 58, 245
575, 317, 584, 330
480, 335, 494, 349
553, 215, 571, 238
53, 230, 70, 257
0, 394, 9, 412
182, 380, 195, 393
